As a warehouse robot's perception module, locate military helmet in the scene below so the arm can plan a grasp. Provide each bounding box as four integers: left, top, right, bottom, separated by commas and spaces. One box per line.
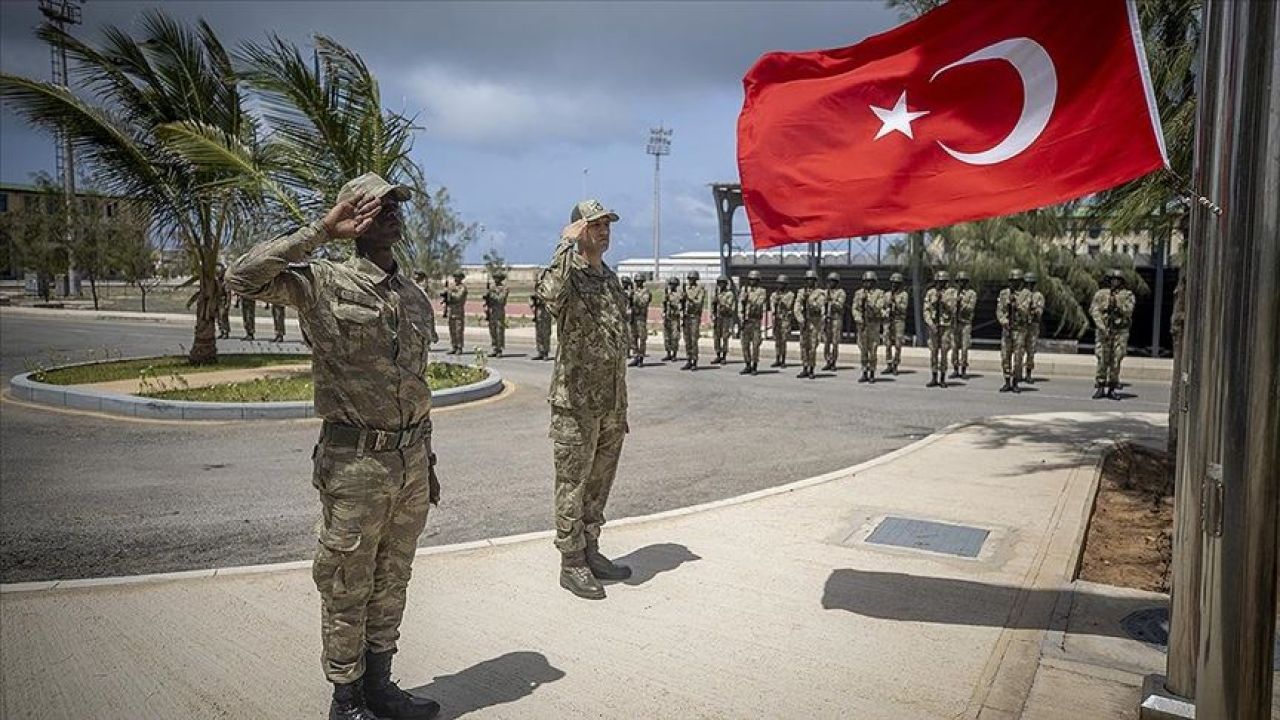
1107, 268, 1126, 281
827, 272, 841, 282
861, 271, 876, 282
777, 274, 789, 284
1024, 272, 1038, 283
452, 270, 465, 279
492, 269, 506, 280
667, 276, 680, 285
935, 271, 951, 282
1008, 269, 1024, 281
633, 273, 646, 284
687, 271, 700, 281
804, 269, 819, 280
747, 270, 761, 281
716, 275, 729, 285
890, 272, 904, 283
412, 270, 427, 280
621, 276, 632, 286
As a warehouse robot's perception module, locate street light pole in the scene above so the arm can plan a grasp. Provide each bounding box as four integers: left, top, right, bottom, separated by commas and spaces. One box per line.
39, 0, 83, 297
646, 126, 672, 279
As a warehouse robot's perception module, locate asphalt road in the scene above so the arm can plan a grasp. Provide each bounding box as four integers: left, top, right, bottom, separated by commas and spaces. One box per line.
0, 312, 1171, 582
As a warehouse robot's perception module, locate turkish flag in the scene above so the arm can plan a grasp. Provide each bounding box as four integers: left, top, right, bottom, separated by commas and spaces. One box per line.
736, 0, 1168, 248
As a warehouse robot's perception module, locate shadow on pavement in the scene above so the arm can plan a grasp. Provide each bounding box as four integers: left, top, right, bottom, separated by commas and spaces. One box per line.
969, 413, 1166, 477
606, 542, 701, 586
821, 569, 1160, 641
408, 651, 565, 719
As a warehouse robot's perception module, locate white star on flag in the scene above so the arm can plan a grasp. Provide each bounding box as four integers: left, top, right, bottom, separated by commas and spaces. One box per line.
870, 91, 930, 140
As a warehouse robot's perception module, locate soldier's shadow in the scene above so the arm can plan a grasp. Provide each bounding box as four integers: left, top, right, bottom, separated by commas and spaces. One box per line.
603, 542, 702, 586
406, 651, 565, 719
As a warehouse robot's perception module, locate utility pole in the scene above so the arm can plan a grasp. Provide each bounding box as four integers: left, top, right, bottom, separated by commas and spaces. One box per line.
40, 0, 83, 297
646, 126, 672, 279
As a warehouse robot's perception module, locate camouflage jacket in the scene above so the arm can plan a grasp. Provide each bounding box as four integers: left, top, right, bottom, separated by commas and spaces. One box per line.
850, 288, 884, 325
713, 288, 737, 318
884, 289, 910, 324
225, 220, 433, 429
630, 287, 652, 319
923, 287, 957, 330
996, 287, 1034, 328
1027, 290, 1045, 324
826, 288, 848, 325
663, 287, 683, 318
683, 284, 707, 318
739, 286, 767, 322
484, 284, 509, 317
770, 290, 796, 327
956, 288, 978, 324
444, 283, 468, 312
537, 238, 629, 417
1090, 289, 1135, 333
794, 287, 828, 326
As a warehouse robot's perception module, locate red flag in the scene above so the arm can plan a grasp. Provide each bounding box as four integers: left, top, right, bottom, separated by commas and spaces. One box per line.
736, 0, 1167, 248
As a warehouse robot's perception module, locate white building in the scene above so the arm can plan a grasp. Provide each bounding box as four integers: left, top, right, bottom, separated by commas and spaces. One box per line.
615, 251, 725, 282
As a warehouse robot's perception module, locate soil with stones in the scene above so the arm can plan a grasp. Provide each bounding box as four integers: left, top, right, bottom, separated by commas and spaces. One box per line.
1079, 442, 1174, 592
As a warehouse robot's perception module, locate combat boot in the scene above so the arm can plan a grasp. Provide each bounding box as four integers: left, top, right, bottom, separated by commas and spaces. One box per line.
797, 367, 809, 379
560, 551, 605, 599
771, 359, 781, 367
960, 364, 967, 379
363, 650, 440, 720
999, 378, 1013, 392
750, 364, 759, 376
858, 370, 869, 383
1106, 384, 1120, 400
868, 370, 876, 384
939, 374, 948, 388
739, 365, 752, 375
1092, 383, 1107, 399
927, 372, 939, 388
585, 537, 632, 581
680, 360, 692, 370
1010, 378, 1020, 394
330, 681, 382, 720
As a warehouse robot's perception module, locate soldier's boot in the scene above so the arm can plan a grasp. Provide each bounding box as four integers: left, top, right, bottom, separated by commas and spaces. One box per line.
797, 367, 808, 379
739, 364, 752, 375
1106, 383, 1120, 400
960, 364, 968, 379
1092, 383, 1107, 399
999, 377, 1013, 392
927, 372, 939, 388
750, 363, 759, 376
939, 373, 949, 389
363, 650, 441, 720
1010, 377, 1021, 394
585, 537, 632, 581
330, 681, 383, 720
857, 370, 869, 383
868, 369, 876, 384
560, 552, 606, 600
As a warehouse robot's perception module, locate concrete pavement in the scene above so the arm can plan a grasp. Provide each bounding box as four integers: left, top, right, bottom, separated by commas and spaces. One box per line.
2, 411, 1172, 719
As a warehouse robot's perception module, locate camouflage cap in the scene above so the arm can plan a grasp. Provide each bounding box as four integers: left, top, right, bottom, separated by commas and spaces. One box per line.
804, 269, 819, 280
827, 272, 842, 282
1008, 269, 1024, 281
889, 272, 904, 283
336, 172, 412, 206
1023, 272, 1038, 283
777, 274, 789, 284
570, 198, 620, 224
955, 271, 970, 281
935, 271, 951, 282
687, 271, 700, 281
747, 270, 761, 280
861, 271, 876, 282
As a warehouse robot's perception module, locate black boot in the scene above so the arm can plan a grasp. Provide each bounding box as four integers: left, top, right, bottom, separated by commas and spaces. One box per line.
771, 358, 782, 367
1106, 383, 1120, 400
363, 651, 440, 720
330, 681, 382, 720
739, 365, 752, 375
868, 370, 876, 384
999, 378, 1013, 393
939, 373, 948, 388
1092, 383, 1106, 399
927, 372, 939, 388
858, 370, 869, 383
750, 363, 758, 376
1010, 378, 1020, 394
585, 537, 632, 581
960, 365, 967, 379
797, 367, 809, 379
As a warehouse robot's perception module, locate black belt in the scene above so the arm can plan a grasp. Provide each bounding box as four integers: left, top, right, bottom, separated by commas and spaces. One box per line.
321, 419, 432, 453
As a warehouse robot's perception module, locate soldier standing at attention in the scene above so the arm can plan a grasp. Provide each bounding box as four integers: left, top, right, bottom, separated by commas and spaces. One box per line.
1090, 269, 1136, 399
531, 268, 553, 360
412, 271, 440, 348
851, 271, 885, 382
226, 173, 442, 720
923, 271, 955, 388
770, 274, 795, 368
629, 274, 651, 366
711, 276, 736, 365
662, 276, 682, 362
951, 271, 977, 379
738, 270, 767, 375
1023, 273, 1045, 383
882, 272, 909, 374
444, 271, 467, 355
997, 269, 1031, 393
270, 303, 288, 342
483, 270, 509, 357
822, 272, 847, 372
681, 271, 707, 370
794, 269, 827, 379
620, 275, 635, 362
536, 199, 632, 600
215, 263, 232, 339
236, 292, 257, 340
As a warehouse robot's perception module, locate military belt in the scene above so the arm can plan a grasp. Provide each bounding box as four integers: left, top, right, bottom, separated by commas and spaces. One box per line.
321, 419, 432, 453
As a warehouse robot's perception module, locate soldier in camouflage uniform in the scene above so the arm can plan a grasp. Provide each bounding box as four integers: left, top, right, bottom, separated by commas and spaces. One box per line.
882, 272, 909, 374
444, 271, 467, 355
629, 274, 651, 366
236, 292, 257, 340
536, 199, 632, 601
620, 275, 634, 361
770, 274, 795, 367
412, 271, 440, 348
215, 263, 232, 339
711, 276, 736, 365
531, 268, 553, 360
822, 272, 847, 372
226, 173, 442, 720
483, 270, 509, 357
681, 271, 707, 370
1090, 269, 1136, 399
923, 271, 956, 388
851, 271, 885, 382
1023, 273, 1045, 383
271, 303, 287, 342
738, 270, 767, 375
662, 277, 682, 361
951, 271, 977, 379
794, 270, 827, 379
997, 269, 1032, 393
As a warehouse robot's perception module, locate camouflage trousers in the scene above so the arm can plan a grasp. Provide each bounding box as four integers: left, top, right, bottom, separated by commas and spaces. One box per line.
488, 313, 506, 354
799, 320, 822, 368
272, 304, 286, 339
216, 302, 231, 337
1095, 329, 1128, 385
551, 409, 628, 553
740, 318, 763, 366
663, 315, 681, 356
1023, 326, 1039, 375
312, 437, 435, 684
631, 317, 648, 357
448, 312, 465, 353
882, 320, 904, 369
713, 316, 734, 358
241, 300, 256, 338
823, 319, 844, 366
928, 326, 953, 373
773, 319, 792, 364
1001, 326, 1027, 380
951, 322, 972, 370
857, 321, 880, 371
535, 310, 553, 357
683, 315, 702, 362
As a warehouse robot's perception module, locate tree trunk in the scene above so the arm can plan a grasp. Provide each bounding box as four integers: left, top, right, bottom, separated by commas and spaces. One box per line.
189, 248, 220, 365
88, 275, 99, 310
139, 284, 148, 313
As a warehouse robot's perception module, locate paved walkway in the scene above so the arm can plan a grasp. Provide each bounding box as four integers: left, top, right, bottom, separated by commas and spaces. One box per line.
1, 411, 1169, 719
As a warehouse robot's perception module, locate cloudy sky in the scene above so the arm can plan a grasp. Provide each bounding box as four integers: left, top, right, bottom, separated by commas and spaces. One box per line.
0, 1, 904, 263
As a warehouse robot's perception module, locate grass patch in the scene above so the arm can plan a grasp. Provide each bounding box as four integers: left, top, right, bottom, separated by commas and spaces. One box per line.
34, 354, 311, 385
143, 362, 487, 402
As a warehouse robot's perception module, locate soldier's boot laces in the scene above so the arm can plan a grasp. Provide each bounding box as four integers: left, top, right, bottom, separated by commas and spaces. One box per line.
1092, 383, 1107, 399
330, 681, 383, 720
560, 552, 606, 599
363, 651, 441, 720
585, 539, 632, 581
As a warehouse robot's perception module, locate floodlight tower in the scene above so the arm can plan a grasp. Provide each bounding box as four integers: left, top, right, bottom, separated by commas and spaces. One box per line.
646, 126, 672, 278
40, 0, 83, 296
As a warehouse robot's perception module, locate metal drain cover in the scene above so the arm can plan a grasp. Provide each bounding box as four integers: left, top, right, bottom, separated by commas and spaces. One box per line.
1120, 607, 1280, 669
864, 516, 990, 558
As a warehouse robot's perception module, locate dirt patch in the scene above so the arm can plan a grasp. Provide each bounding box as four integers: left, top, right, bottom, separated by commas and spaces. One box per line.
1079, 442, 1175, 592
